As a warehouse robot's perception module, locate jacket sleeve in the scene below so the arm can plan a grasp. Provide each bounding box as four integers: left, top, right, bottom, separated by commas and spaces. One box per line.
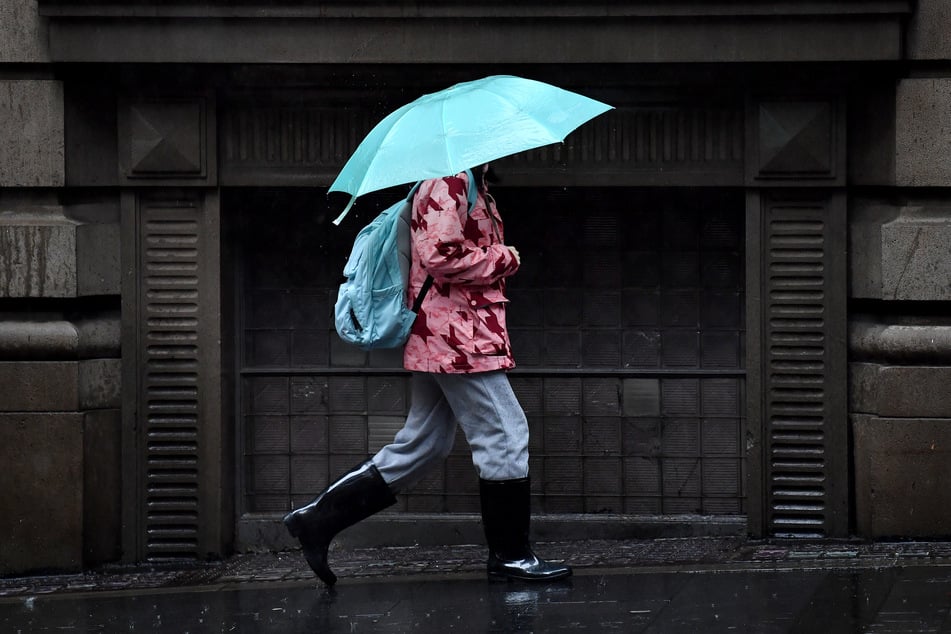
412, 175, 519, 285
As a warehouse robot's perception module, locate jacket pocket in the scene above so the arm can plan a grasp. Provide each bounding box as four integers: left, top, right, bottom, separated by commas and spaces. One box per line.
459, 288, 510, 356
464, 286, 509, 309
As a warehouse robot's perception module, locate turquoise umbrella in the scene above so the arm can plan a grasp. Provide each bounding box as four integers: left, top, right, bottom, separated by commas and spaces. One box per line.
330, 75, 613, 224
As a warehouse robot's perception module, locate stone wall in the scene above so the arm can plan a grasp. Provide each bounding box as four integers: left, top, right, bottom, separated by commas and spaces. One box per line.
0, 0, 122, 574
849, 0, 951, 537
0, 0, 49, 64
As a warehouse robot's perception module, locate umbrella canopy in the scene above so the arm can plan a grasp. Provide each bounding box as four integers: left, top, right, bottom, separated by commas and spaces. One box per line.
330, 75, 613, 224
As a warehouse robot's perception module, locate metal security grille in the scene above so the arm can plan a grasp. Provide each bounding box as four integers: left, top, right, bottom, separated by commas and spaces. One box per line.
504, 188, 746, 515
755, 194, 848, 537
235, 187, 745, 517
137, 195, 202, 559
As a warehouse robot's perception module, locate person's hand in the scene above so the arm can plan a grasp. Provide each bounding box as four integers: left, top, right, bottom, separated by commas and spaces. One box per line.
507, 246, 521, 265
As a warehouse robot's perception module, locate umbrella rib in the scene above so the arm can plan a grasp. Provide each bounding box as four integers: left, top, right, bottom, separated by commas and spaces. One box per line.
440, 97, 455, 176
367, 107, 418, 193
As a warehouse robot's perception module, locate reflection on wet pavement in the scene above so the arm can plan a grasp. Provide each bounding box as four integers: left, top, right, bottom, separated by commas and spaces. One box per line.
1, 567, 950, 632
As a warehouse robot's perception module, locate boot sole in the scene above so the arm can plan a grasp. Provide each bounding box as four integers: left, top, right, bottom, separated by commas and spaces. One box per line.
488, 569, 573, 582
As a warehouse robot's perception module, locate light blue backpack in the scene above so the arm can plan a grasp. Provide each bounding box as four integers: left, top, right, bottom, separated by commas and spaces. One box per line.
334, 170, 477, 350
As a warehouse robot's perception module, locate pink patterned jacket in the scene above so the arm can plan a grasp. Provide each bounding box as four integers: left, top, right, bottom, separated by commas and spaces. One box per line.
403, 172, 520, 373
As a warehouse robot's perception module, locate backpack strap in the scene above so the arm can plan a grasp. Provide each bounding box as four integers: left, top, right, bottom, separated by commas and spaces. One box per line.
411, 169, 479, 314
412, 275, 435, 313
463, 168, 478, 213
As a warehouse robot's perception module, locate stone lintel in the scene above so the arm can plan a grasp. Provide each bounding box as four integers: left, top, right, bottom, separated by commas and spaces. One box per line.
44, 13, 904, 64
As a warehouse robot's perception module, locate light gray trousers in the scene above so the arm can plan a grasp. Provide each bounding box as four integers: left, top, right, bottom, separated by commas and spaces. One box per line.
371, 371, 529, 492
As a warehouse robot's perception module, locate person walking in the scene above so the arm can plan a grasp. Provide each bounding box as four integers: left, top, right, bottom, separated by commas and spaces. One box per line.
284, 165, 571, 587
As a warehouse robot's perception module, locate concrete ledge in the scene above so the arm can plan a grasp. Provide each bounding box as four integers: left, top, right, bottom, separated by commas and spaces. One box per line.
0, 320, 78, 359
850, 321, 951, 364
853, 414, 951, 538
0, 313, 120, 360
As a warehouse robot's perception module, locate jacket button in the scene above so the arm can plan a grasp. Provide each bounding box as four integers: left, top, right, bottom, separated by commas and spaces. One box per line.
470, 300, 477, 306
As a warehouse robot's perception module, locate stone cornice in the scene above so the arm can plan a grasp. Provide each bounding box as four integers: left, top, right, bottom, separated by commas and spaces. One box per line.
38, 1, 912, 64
38, 1, 911, 18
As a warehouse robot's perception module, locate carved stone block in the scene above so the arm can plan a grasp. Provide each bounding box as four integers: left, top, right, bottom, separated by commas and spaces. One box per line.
129, 101, 202, 175
751, 100, 838, 182
850, 199, 951, 301
119, 97, 215, 184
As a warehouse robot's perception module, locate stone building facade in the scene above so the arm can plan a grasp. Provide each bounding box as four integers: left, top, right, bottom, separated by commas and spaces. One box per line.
0, 1, 948, 574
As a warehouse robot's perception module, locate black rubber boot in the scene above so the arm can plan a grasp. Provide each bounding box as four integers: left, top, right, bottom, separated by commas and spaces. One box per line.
283, 460, 396, 587
479, 477, 572, 582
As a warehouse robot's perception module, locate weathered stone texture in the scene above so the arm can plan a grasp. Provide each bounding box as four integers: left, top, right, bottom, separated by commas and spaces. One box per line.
77, 223, 121, 295
0, 200, 122, 298
850, 201, 951, 301
880, 218, 951, 301
79, 358, 121, 410
849, 200, 889, 297
851, 363, 951, 418
0, 320, 78, 360
0, 413, 83, 574
0, 223, 77, 297
0, 315, 120, 360
854, 415, 951, 537
75, 313, 121, 358
908, 0, 951, 61
850, 321, 951, 364
0, 0, 49, 63
0, 80, 64, 187
896, 79, 951, 187
0, 361, 79, 412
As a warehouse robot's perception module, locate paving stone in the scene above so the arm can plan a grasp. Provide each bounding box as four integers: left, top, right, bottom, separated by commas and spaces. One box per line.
6, 538, 951, 597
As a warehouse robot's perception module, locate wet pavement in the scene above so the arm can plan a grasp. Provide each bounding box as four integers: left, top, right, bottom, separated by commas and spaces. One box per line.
3, 538, 951, 632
